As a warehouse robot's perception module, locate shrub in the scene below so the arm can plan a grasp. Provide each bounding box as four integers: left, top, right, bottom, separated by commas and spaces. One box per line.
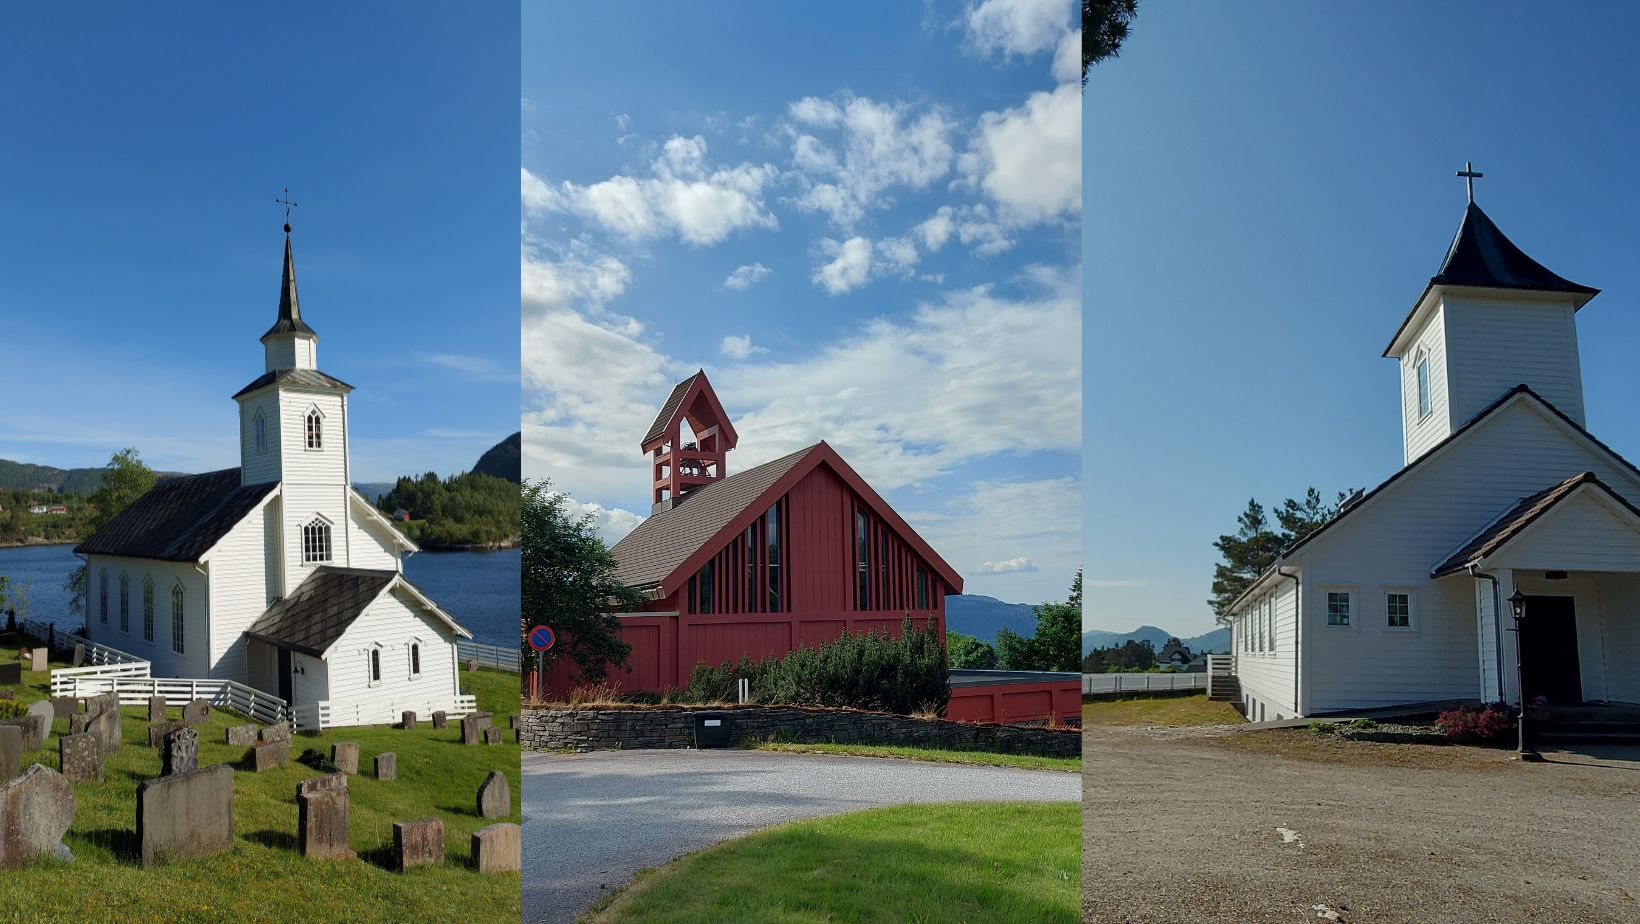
685, 618, 950, 716
1436, 705, 1514, 742
296, 748, 339, 773
1307, 721, 1340, 734
1346, 718, 1379, 730
0, 699, 26, 719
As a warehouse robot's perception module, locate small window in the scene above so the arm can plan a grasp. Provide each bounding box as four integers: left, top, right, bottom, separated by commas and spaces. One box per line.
254, 408, 267, 454
410, 642, 421, 678
1326, 591, 1351, 627
305, 407, 323, 450
1387, 592, 1412, 629
171, 582, 185, 653
118, 572, 130, 633
369, 647, 382, 684
1416, 354, 1432, 419
301, 517, 332, 564
697, 559, 715, 614
915, 566, 929, 609
142, 576, 155, 643
99, 569, 109, 625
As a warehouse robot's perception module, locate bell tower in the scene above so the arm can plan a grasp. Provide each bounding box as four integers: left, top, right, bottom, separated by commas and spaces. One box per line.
643, 370, 738, 512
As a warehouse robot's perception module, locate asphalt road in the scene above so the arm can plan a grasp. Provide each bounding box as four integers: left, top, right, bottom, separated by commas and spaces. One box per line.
521, 748, 1081, 924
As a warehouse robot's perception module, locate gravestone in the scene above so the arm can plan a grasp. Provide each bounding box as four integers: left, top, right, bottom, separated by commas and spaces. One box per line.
392, 818, 443, 871
225, 724, 258, 747
162, 726, 198, 776
0, 662, 19, 685
465, 657, 479, 672
148, 720, 184, 748
374, 752, 396, 781
70, 643, 84, 667
135, 764, 232, 867
483, 727, 503, 745
147, 695, 166, 723
401, 711, 417, 730
0, 726, 19, 781
85, 692, 118, 716
476, 770, 509, 819
50, 697, 77, 722
2, 714, 46, 751
0, 764, 74, 868
508, 714, 520, 731
430, 711, 447, 729
181, 698, 210, 725
330, 741, 360, 775
251, 739, 289, 771
473, 711, 493, 731
471, 823, 521, 874
59, 732, 102, 783
460, 714, 482, 746
25, 649, 45, 672
71, 708, 120, 755
260, 721, 292, 744
296, 773, 353, 860
26, 701, 53, 736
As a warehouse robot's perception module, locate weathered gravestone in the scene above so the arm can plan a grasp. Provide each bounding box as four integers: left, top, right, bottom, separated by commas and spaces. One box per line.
374, 752, 396, 781
26, 700, 53, 736
225, 724, 258, 747
147, 695, 166, 723
25, 649, 46, 672
430, 711, 447, 729
0, 764, 74, 867
251, 739, 289, 772
135, 764, 232, 867
0, 725, 20, 781
70, 643, 84, 667
296, 773, 353, 860
331, 741, 360, 775
508, 714, 520, 731
474, 711, 493, 731
465, 657, 479, 672
483, 727, 503, 745
460, 714, 483, 746
85, 692, 118, 715
148, 720, 184, 748
59, 732, 102, 783
476, 770, 509, 819
3, 713, 46, 751
181, 698, 210, 725
401, 711, 417, 730
392, 818, 443, 871
471, 822, 520, 874
70, 708, 119, 755
50, 697, 77, 722
260, 721, 292, 744
0, 662, 19, 685
162, 726, 199, 776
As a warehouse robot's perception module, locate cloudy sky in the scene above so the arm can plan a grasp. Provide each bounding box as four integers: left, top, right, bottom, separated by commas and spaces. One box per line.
0, 5, 518, 483
521, 0, 1082, 606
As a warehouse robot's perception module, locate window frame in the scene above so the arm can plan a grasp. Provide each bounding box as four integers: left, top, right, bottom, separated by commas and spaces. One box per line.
1383, 588, 1418, 632
170, 581, 186, 654
304, 405, 325, 451
408, 640, 422, 679
99, 568, 109, 625
118, 571, 130, 634
1414, 351, 1433, 420
368, 644, 383, 687
142, 575, 155, 643
301, 515, 333, 565
1322, 586, 1357, 629
253, 407, 267, 454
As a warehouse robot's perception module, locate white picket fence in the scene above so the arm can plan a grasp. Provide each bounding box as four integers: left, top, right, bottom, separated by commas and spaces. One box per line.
1082, 672, 1210, 695
50, 671, 288, 725
292, 693, 478, 731
458, 639, 520, 672
18, 622, 145, 667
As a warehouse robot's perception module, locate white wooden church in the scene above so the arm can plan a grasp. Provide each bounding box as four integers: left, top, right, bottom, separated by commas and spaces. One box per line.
74, 226, 473, 728
1226, 183, 1640, 721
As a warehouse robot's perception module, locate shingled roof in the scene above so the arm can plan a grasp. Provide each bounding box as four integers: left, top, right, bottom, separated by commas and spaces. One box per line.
231, 367, 354, 400
74, 468, 276, 562
245, 567, 468, 658
611, 445, 816, 589
1432, 472, 1640, 576
643, 373, 701, 447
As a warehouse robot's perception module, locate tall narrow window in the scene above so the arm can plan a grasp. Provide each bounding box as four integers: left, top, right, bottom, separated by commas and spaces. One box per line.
118, 572, 130, 633
99, 569, 108, 625
142, 576, 155, 642
305, 407, 323, 449
171, 582, 185, 653
253, 409, 267, 454
855, 510, 870, 610
915, 566, 929, 609
370, 647, 382, 684
746, 524, 758, 614
697, 559, 715, 614
410, 642, 421, 678
301, 517, 332, 563
766, 501, 781, 613
1416, 354, 1432, 418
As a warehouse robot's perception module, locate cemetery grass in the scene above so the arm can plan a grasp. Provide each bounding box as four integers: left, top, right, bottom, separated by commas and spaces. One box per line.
3, 655, 521, 924
746, 740, 1081, 772
1080, 694, 1244, 727
580, 801, 1080, 924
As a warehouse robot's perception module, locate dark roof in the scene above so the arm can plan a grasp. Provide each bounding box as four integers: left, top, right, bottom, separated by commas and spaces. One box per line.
947, 669, 1081, 688
261, 235, 318, 342
643, 372, 703, 447
232, 367, 354, 400
244, 567, 397, 657
74, 469, 276, 562
611, 445, 816, 588
1432, 472, 1640, 576
1388, 203, 1598, 355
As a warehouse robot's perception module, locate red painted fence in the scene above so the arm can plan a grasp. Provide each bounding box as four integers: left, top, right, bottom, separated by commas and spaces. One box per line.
947, 680, 1082, 726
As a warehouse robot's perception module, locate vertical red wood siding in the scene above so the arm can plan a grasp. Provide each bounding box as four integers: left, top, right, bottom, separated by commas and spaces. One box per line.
946, 681, 1082, 725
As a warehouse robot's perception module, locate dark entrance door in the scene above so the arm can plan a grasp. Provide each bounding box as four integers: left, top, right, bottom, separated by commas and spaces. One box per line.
1521, 595, 1582, 705
277, 647, 293, 704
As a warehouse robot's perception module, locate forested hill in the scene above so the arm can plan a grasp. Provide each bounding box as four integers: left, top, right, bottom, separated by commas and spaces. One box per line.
472, 432, 521, 483
0, 459, 184, 494
376, 471, 519, 550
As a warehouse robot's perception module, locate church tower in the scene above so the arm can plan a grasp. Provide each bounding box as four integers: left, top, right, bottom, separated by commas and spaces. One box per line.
643, 370, 738, 512
1384, 169, 1598, 464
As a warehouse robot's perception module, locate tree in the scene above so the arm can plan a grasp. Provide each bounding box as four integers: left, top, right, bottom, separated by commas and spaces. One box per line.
1084, 0, 1138, 84
1274, 487, 1345, 548
1209, 488, 1347, 616
994, 626, 1034, 671
520, 479, 644, 684
992, 572, 1083, 671
946, 631, 997, 669
66, 448, 156, 615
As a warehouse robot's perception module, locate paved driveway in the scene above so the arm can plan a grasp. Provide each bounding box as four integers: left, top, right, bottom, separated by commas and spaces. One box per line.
521, 748, 1080, 924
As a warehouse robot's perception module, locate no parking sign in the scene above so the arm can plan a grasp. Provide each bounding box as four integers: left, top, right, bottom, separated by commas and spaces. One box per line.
528, 625, 555, 651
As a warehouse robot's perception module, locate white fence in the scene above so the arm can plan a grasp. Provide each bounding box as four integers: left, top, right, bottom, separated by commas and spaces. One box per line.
18, 621, 145, 667
1082, 672, 1209, 695
293, 693, 478, 731
458, 640, 520, 673
50, 672, 288, 725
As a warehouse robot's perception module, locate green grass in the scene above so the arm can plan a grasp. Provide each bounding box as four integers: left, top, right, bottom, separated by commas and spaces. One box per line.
1080, 693, 1244, 727
747, 741, 1081, 773
581, 801, 1080, 924
1, 643, 520, 924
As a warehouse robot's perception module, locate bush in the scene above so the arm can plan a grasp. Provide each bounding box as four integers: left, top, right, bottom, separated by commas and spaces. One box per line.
1436, 705, 1514, 742
0, 699, 29, 719
1307, 721, 1340, 734
685, 618, 950, 716
1346, 718, 1379, 730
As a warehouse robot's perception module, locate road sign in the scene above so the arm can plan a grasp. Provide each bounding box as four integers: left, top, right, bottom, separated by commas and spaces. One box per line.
528, 625, 556, 652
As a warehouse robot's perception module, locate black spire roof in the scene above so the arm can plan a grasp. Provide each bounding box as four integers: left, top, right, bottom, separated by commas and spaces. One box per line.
260, 235, 318, 343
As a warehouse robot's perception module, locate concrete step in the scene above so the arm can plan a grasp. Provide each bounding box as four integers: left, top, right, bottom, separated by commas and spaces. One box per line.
1537, 730, 1640, 745
1542, 705, 1640, 724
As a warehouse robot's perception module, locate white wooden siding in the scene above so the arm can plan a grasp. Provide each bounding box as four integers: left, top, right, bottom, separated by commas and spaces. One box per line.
293, 651, 329, 704
205, 499, 274, 683
263, 336, 316, 373
84, 554, 210, 680
238, 393, 282, 485
325, 588, 461, 704
1234, 579, 1299, 717
1592, 573, 1640, 704
1400, 306, 1452, 464
1444, 295, 1584, 429
1486, 490, 1640, 573
346, 506, 403, 572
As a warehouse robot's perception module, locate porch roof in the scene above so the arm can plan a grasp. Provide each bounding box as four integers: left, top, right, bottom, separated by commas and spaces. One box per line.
1432, 472, 1640, 576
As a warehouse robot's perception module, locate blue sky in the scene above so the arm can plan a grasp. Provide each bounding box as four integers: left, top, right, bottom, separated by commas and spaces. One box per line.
521, 0, 1082, 605
0, 3, 519, 483
1088, 3, 1640, 635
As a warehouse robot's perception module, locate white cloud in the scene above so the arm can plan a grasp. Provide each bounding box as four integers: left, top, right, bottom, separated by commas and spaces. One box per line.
961, 82, 1081, 225
424, 353, 517, 383
813, 236, 873, 294
786, 95, 958, 229
789, 96, 844, 127
963, 0, 1072, 59
723, 262, 772, 291
977, 557, 1039, 574
719, 335, 767, 360
905, 477, 1082, 601
1051, 27, 1081, 84
916, 207, 957, 251
557, 495, 647, 547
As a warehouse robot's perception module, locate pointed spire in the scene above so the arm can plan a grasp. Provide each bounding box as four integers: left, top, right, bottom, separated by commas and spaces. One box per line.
261, 229, 318, 343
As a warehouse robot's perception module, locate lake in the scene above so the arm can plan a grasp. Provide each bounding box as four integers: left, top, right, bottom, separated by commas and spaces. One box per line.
0, 543, 519, 648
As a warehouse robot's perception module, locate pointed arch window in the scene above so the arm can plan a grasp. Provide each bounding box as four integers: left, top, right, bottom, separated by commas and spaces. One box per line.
305, 406, 324, 450
98, 568, 109, 625
301, 516, 333, 564
118, 572, 130, 633
367, 644, 383, 686
253, 408, 267, 454
409, 641, 422, 679
171, 582, 185, 653
142, 575, 155, 642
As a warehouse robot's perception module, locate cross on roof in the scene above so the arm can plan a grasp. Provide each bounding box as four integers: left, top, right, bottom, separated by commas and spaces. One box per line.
275, 188, 298, 232
1456, 162, 1483, 205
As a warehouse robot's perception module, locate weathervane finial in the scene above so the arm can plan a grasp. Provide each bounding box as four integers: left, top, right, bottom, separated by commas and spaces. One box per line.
275, 187, 299, 234
1456, 162, 1483, 205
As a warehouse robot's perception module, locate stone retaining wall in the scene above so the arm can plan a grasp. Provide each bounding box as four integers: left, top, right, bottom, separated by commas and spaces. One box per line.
521, 705, 1081, 757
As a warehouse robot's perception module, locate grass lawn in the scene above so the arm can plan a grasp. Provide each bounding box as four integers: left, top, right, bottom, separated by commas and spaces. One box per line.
2, 643, 520, 924
581, 801, 1080, 924
747, 741, 1080, 773
1080, 694, 1243, 727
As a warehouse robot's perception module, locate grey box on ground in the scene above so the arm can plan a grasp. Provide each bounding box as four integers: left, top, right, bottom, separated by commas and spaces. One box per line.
471, 822, 520, 874
147, 695, 166, 723
148, 720, 184, 748
393, 817, 444, 871
136, 764, 233, 868
182, 698, 210, 725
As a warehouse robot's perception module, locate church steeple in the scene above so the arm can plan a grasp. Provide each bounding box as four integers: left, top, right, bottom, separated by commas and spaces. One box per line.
643, 370, 738, 512
260, 225, 319, 372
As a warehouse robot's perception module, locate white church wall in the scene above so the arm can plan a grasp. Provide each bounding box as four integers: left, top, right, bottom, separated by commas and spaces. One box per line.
1444, 295, 1584, 429
1235, 580, 1298, 718
293, 651, 330, 704
346, 506, 404, 572
264, 337, 298, 373
85, 555, 210, 679
1592, 573, 1640, 705
278, 390, 348, 486
238, 392, 282, 485
1486, 491, 1640, 573
1400, 305, 1452, 464
245, 638, 280, 698
1474, 577, 1502, 704
325, 588, 460, 706
281, 481, 352, 590
205, 499, 274, 683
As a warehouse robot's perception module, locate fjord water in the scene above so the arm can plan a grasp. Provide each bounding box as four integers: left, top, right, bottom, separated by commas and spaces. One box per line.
0, 543, 520, 647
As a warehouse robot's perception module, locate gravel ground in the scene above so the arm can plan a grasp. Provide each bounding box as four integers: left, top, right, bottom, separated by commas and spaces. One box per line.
1083, 724, 1640, 923
523, 748, 1081, 924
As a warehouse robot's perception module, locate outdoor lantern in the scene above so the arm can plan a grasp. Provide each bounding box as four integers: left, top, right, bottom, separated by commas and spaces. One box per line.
1509, 589, 1527, 622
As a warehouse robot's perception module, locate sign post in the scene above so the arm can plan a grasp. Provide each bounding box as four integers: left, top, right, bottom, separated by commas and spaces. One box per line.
527, 625, 555, 698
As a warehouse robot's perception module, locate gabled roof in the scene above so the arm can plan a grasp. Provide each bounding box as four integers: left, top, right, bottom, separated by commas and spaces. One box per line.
1432, 472, 1640, 576
640, 370, 738, 451
74, 469, 277, 562
232, 367, 354, 401
245, 566, 469, 658
610, 441, 964, 596
261, 235, 318, 342
1387, 203, 1599, 356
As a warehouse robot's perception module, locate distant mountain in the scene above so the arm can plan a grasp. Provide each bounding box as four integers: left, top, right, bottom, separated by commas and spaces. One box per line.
0, 459, 186, 495
473, 433, 521, 483
946, 594, 1040, 643
1082, 625, 1229, 656
353, 483, 396, 504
